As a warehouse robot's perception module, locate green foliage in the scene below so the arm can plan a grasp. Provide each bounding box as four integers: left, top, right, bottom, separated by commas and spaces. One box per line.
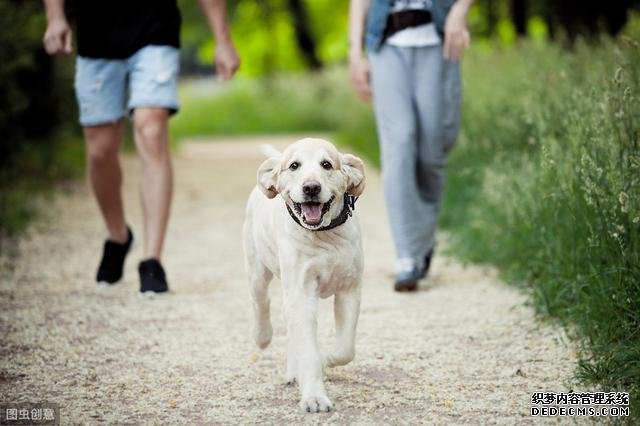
439, 38, 640, 413
527, 16, 549, 42
177, 0, 636, 78
0, 1, 42, 142
171, 69, 373, 140
0, 132, 84, 248
178, 0, 349, 76
2, 2, 46, 153
0, 1, 80, 241
0, 2, 76, 148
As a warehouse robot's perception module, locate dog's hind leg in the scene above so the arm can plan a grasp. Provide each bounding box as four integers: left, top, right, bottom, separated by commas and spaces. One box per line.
249, 263, 273, 349
324, 287, 361, 368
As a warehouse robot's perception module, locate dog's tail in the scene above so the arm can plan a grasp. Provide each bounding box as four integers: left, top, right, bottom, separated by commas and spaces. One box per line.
260, 144, 281, 158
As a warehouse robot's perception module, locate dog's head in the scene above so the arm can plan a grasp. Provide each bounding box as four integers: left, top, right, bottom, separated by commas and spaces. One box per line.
257, 138, 365, 230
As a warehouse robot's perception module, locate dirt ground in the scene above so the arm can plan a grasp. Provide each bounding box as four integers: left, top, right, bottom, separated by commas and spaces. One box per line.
1, 137, 581, 424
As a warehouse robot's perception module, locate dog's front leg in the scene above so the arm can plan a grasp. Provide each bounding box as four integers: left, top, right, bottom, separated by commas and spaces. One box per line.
284, 289, 332, 413
324, 287, 361, 368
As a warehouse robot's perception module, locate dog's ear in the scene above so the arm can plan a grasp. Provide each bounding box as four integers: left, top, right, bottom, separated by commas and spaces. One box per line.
257, 156, 281, 199
341, 153, 365, 197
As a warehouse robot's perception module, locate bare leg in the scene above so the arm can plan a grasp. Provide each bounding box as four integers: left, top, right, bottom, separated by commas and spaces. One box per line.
84, 122, 128, 243
132, 108, 173, 260
324, 288, 361, 368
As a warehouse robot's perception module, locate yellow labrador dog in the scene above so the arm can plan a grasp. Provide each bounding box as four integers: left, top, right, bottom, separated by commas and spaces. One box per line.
243, 138, 365, 413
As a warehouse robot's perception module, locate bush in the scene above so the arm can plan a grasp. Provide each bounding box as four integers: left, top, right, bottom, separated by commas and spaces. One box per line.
172, 68, 372, 139
0, 1, 76, 160
0, 1, 81, 242
439, 38, 640, 412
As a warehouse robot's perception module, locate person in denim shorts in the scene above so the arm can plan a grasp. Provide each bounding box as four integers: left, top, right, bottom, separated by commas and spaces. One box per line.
42, 0, 240, 294
348, 0, 472, 291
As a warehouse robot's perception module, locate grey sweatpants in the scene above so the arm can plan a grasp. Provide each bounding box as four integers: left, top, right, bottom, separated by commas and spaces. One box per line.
369, 43, 461, 269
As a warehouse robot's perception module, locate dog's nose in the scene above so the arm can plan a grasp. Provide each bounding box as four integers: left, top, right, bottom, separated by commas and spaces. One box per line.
302, 181, 321, 197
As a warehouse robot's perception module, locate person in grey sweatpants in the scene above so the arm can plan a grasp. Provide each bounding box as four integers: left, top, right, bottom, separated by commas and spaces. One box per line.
348, 0, 472, 291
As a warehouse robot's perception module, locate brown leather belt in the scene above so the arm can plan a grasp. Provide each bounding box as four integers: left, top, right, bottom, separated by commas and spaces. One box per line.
383, 9, 433, 41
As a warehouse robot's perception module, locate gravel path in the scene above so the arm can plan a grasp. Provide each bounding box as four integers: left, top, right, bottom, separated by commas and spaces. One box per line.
1, 136, 580, 424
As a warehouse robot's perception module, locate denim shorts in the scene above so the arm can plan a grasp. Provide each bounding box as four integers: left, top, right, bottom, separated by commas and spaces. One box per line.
74, 45, 180, 126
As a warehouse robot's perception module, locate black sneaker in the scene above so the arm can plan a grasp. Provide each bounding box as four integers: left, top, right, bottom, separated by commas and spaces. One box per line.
420, 247, 435, 279
138, 259, 169, 295
96, 227, 133, 284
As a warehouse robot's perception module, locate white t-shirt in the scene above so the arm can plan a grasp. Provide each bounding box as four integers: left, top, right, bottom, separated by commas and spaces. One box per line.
386, 0, 441, 47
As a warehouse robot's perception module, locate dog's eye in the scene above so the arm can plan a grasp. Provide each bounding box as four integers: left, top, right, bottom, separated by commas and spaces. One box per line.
289, 162, 299, 171
321, 161, 332, 170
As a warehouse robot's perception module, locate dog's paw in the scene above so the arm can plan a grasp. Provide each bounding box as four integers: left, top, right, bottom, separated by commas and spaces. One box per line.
299, 394, 333, 413
252, 321, 272, 349
284, 370, 297, 386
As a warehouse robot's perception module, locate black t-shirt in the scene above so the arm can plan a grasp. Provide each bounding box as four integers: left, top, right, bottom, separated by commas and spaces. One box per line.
73, 0, 181, 59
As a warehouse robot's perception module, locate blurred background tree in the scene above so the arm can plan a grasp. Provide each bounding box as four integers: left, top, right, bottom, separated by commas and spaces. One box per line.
0, 0, 75, 170
178, 0, 348, 76
177, 0, 640, 76
0, 0, 79, 241
2, 0, 638, 237
2, 0, 638, 141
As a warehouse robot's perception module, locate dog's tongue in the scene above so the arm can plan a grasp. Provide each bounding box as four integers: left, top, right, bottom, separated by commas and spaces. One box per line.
301, 203, 323, 223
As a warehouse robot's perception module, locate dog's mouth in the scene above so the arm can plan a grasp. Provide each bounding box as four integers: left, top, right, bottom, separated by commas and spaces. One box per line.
293, 196, 335, 227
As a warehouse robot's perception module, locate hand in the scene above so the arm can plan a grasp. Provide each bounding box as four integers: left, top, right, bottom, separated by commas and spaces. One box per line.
349, 53, 372, 102
443, 1, 471, 60
43, 18, 73, 56
215, 40, 240, 80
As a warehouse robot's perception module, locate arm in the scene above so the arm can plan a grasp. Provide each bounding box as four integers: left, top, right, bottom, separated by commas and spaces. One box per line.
197, 0, 240, 80
42, 0, 73, 55
443, 0, 473, 60
348, 0, 372, 102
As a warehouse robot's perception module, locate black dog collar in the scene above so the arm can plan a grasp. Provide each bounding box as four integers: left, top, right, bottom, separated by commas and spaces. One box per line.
286, 193, 358, 232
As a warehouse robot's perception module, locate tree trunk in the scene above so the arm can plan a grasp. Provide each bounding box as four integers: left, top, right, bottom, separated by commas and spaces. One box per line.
511, 0, 527, 36
286, 0, 323, 70
603, 1, 629, 35
485, 0, 498, 37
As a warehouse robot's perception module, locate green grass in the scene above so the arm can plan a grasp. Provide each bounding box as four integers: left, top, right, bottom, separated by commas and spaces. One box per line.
171, 69, 375, 141
439, 38, 640, 414
0, 131, 84, 252
173, 38, 640, 416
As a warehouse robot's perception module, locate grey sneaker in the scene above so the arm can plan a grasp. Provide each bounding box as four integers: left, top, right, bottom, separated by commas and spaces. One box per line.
394, 259, 422, 292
